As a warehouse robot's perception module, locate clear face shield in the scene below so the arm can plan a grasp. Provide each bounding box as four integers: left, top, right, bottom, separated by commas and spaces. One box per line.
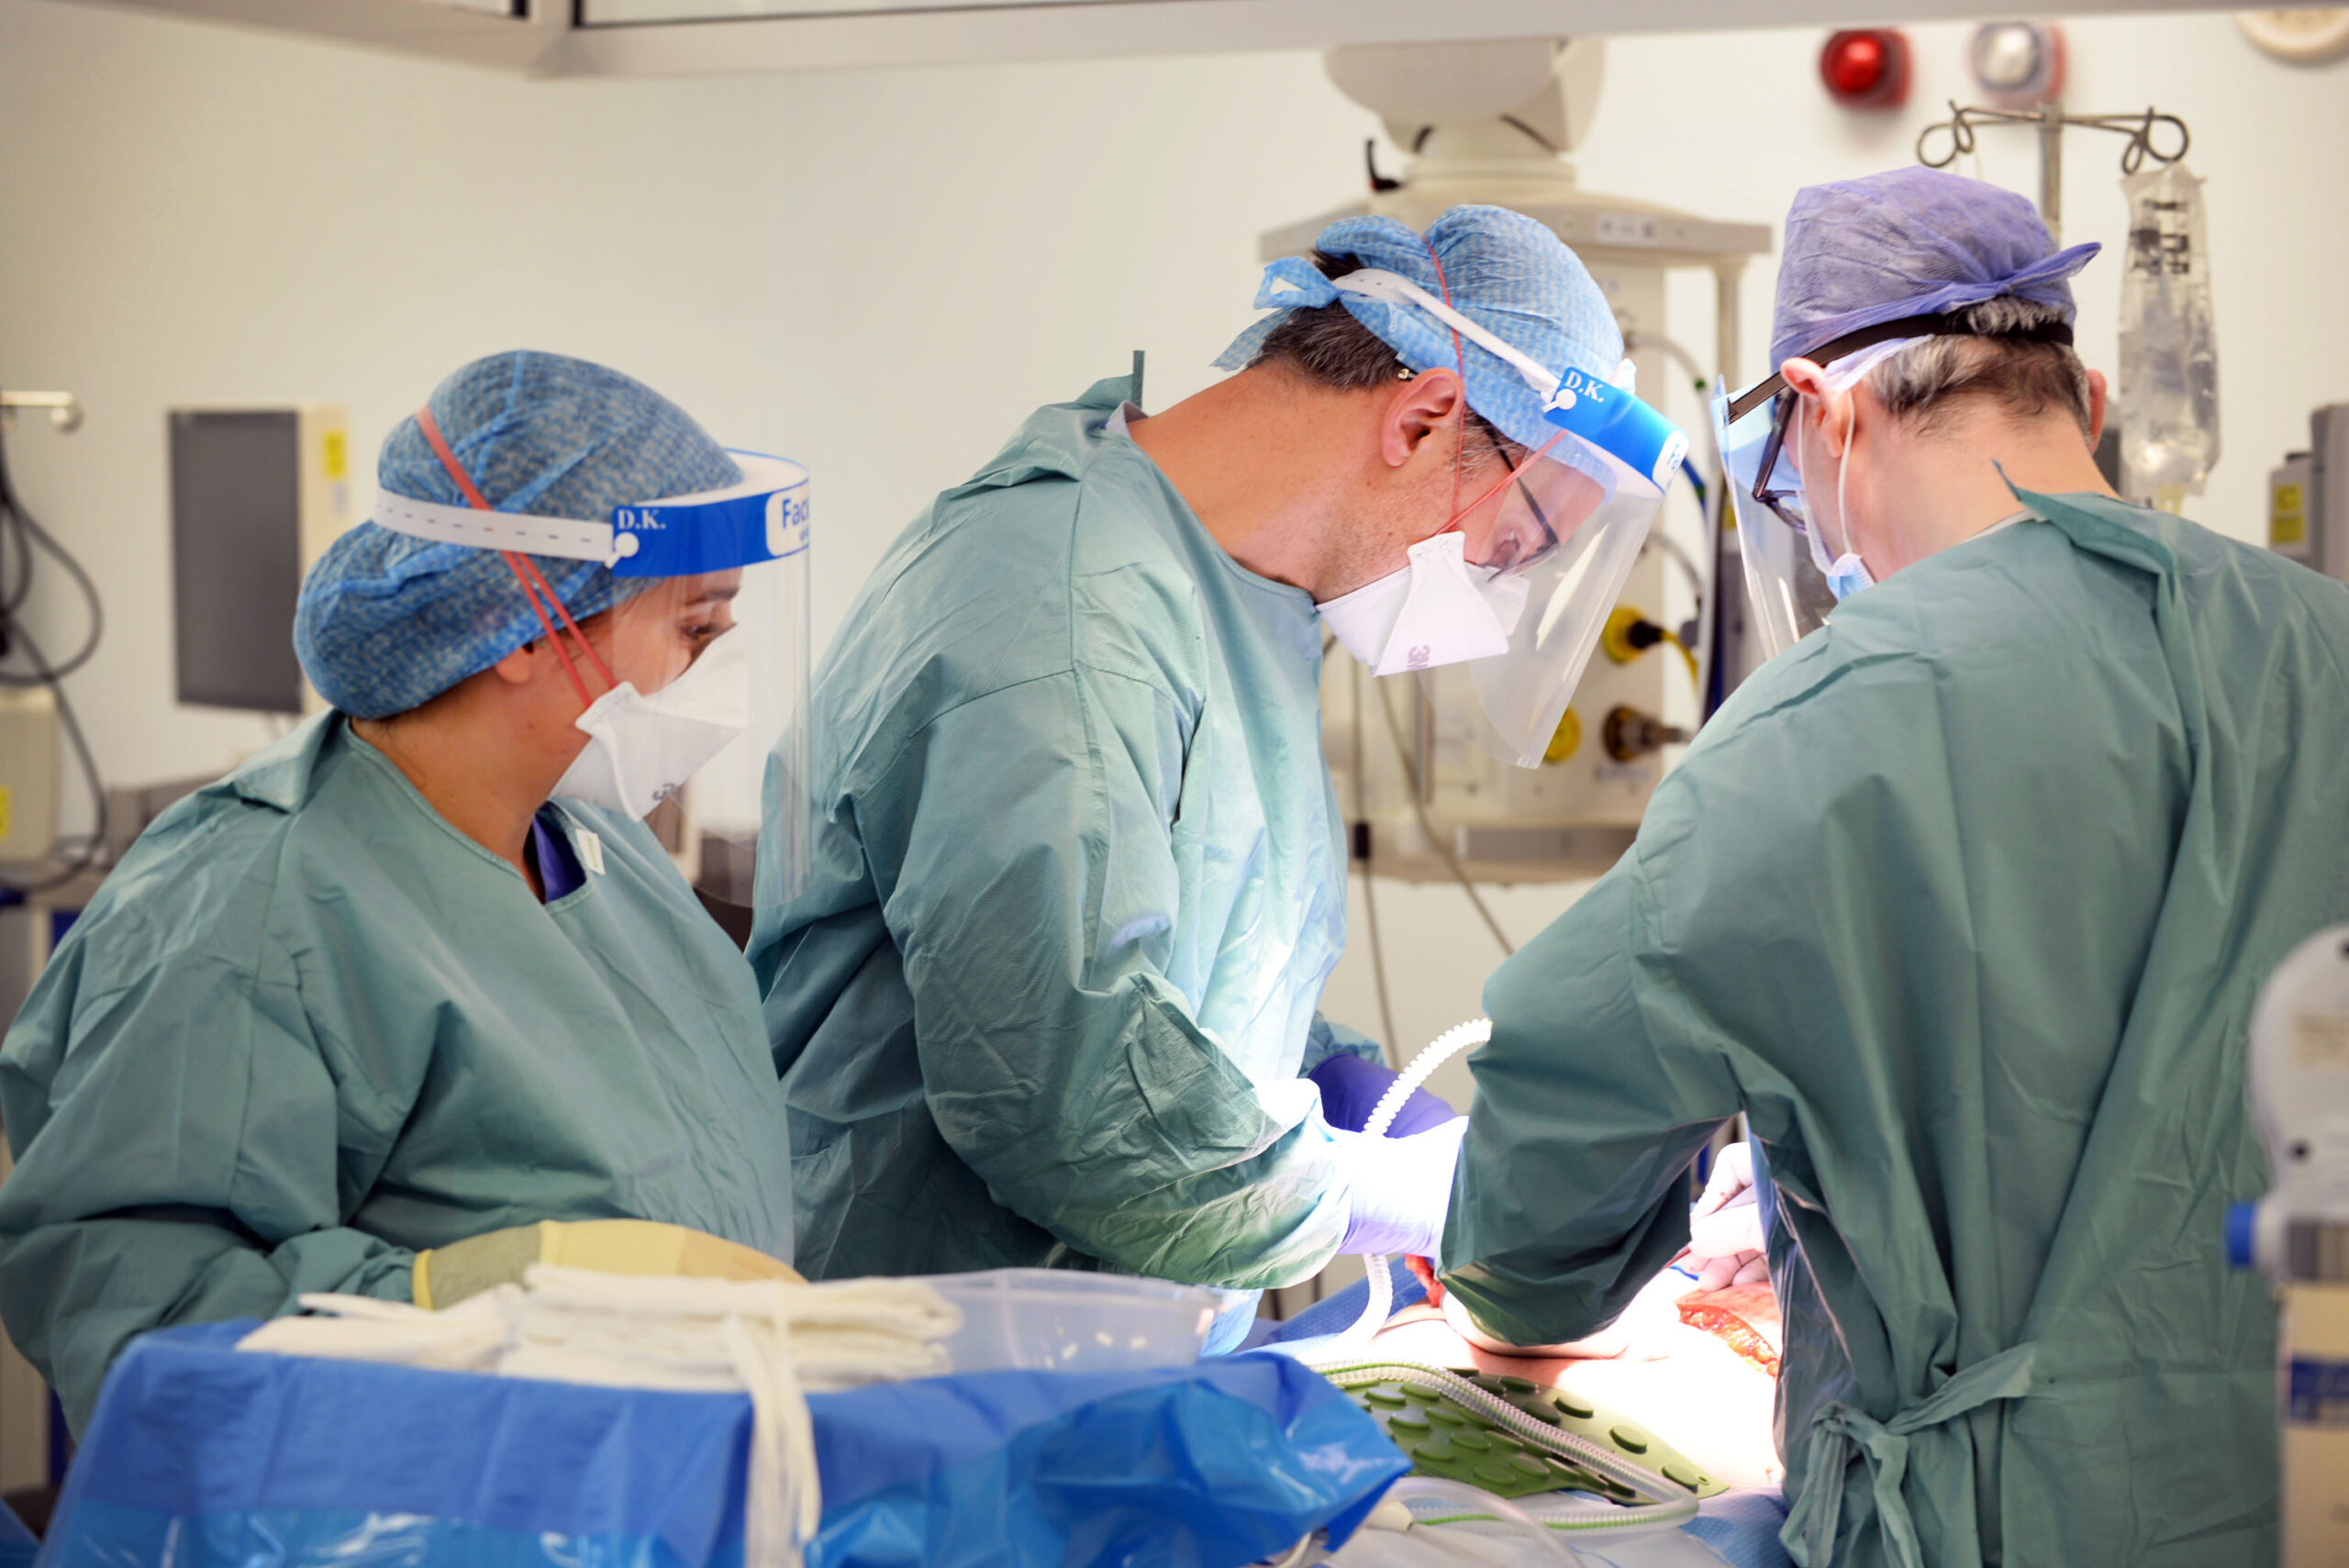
679, 473, 811, 916
375, 415, 812, 904
1712, 378, 1837, 661
1313, 268, 1689, 770
1716, 317, 1994, 658
1447, 390, 1682, 769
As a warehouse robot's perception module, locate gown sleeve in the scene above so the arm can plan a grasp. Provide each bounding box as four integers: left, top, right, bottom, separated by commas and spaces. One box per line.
1436, 856, 1742, 1346
0, 921, 417, 1432
862, 667, 1353, 1291
1440, 602, 2107, 1348
1302, 1014, 1386, 1073
1437, 645, 1879, 1347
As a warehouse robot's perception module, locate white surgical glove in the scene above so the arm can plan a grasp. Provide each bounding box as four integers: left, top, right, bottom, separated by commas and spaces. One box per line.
1336, 1117, 1468, 1259
1687, 1141, 1770, 1291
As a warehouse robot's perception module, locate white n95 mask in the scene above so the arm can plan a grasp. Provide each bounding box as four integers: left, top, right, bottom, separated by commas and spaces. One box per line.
1286, 265, 1680, 768
553, 626, 750, 819
1317, 531, 1530, 676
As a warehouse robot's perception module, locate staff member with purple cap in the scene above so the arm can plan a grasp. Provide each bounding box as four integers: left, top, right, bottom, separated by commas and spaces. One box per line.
1442, 168, 2349, 1567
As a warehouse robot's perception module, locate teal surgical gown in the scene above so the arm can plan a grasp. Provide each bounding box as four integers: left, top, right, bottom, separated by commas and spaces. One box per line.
751, 377, 1372, 1291
0, 717, 794, 1430
1443, 490, 2349, 1566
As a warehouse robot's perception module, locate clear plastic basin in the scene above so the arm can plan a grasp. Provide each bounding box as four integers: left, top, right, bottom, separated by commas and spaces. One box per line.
920, 1269, 1221, 1373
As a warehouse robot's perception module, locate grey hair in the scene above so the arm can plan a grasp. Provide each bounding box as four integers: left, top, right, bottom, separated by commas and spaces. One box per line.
1250, 250, 1525, 467
1865, 296, 2093, 438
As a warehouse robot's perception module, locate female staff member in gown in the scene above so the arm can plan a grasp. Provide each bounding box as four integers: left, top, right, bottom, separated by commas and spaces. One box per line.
0, 351, 805, 1430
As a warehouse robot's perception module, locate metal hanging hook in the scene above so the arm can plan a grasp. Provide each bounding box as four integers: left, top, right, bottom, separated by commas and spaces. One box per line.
2116, 106, 2191, 174
1915, 101, 2190, 244
1917, 101, 2189, 176
1915, 103, 1983, 169
0, 391, 84, 434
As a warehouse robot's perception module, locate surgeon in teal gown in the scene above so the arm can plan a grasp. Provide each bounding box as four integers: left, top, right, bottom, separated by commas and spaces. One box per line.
1442, 171, 2349, 1566
755, 375, 1361, 1301
751, 207, 1638, 1323
0, 353, 796, 1429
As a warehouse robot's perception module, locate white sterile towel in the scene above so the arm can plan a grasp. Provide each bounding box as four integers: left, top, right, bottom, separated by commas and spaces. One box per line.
240, 1267, 962, 1568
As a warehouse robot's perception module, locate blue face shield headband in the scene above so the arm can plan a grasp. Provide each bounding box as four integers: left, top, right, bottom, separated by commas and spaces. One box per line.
374, 450, 810, 578
1327, 269, 1689, 496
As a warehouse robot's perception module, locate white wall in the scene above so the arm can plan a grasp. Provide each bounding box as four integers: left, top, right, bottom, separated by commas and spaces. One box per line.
4, 0, 2345, 1095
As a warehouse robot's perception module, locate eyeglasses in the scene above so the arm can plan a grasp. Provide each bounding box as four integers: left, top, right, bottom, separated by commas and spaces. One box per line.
1453, 412, 1583, 574
1750, 395, 1812, 535
1724, 307, 2082, 538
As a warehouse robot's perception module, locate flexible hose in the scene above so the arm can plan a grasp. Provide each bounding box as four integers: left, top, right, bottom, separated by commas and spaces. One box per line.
1328, 1018, 1493, 1347
1518, 1493, 1698, 1533
1389, 1474, 1695, 1546
1385, 1478, 1586, 1563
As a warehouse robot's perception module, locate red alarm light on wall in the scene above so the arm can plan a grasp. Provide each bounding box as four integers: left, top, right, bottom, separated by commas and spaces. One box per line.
1819, 28, 1911, 109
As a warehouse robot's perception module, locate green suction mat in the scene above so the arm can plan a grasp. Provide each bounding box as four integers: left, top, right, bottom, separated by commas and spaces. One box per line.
1339, 1369, 1726, 1502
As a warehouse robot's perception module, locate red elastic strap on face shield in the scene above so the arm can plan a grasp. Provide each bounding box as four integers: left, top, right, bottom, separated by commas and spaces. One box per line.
410, 405, 618, 705
1423, 239, 1470, 526
1419, 240, 1575, 552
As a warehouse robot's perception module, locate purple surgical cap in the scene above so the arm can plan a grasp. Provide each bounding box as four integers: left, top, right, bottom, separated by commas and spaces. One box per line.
1769, 166, 2100, 373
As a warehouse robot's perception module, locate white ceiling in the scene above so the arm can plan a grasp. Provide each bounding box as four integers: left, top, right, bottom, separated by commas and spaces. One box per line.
54, 0, 2277, 75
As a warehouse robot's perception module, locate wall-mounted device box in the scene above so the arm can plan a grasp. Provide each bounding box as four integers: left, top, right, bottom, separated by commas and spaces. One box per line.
168, 404, 353, 715
2270, 405, 2349, 583
0, 687, 61, 868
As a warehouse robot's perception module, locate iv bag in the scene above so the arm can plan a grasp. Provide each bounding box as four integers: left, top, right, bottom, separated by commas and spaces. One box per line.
2117, 161, 2220, 509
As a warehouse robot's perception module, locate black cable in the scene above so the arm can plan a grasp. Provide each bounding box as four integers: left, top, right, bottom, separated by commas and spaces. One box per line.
1349, 661, 1400, 1067
1679, 458, 1708, 511
0, 621, 108, 895
0, 423, 103, 682
1498, 114, 1559, 155
1372, 676, 1515, 959
0, 398, 109, 894
2, 498, 31, 617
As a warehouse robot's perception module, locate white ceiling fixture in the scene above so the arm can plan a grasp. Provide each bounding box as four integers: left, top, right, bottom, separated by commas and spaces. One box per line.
2235, 6, 2349, 61
52, 0, 2261, 76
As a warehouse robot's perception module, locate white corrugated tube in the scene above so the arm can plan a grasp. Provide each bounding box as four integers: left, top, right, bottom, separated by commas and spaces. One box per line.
1323, 1017, 1492, 1352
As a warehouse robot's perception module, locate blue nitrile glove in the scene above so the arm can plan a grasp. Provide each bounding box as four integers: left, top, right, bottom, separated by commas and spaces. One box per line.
1308, 1052, 1459, 1137
1335, 1117, 1469, 1258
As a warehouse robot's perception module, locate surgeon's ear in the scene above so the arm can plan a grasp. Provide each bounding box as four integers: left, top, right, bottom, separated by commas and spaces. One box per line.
1382, 369, 1465, 470
2085, 368, 2110, 448
1777, 358, 1850, 463
490, 641, 543, 686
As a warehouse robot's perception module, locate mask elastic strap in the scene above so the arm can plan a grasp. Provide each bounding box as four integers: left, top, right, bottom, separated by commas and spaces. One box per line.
411, 405, 617, 705
1834, 396, 1859, 563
